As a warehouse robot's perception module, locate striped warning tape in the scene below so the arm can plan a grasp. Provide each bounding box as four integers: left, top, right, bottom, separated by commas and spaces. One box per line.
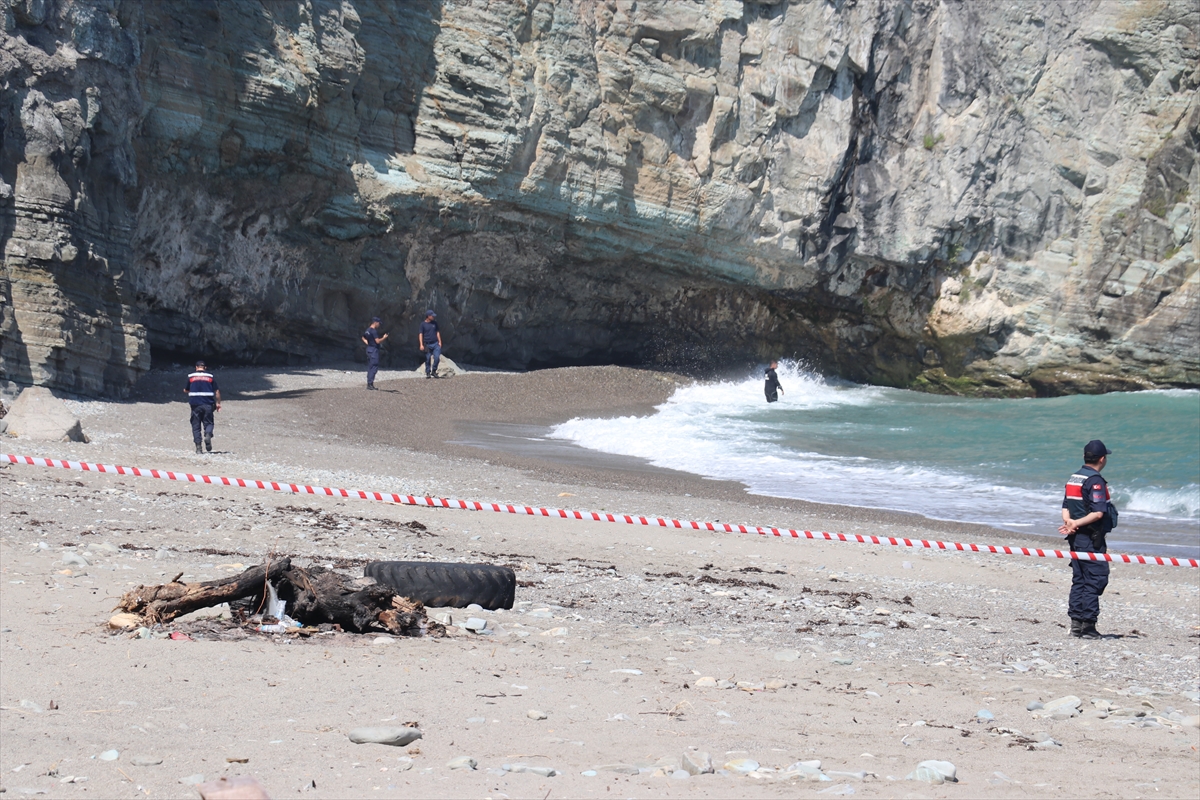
3, 453, 1196, 567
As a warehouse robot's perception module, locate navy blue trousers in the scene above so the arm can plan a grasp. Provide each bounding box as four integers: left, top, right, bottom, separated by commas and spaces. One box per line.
366, 347, 379, 386
1068, 532, 1109, 621
190, 404, 215, 444
424, 343, 441, 375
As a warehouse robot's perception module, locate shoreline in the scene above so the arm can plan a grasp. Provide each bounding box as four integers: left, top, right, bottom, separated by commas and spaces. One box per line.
279, 366, 1180, 558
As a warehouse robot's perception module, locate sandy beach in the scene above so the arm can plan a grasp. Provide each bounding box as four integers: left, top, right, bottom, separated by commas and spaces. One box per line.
1, 365, 1198, 799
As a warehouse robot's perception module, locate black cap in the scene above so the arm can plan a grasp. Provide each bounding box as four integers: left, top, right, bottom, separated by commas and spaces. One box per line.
1084, 439, 1112, 460
195, 360, 206, 368
372, 316, 381, 323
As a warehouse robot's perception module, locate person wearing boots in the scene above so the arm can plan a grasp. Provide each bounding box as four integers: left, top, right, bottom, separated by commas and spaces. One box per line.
361, 317, 389, 389
184, 360, 221, 454
1059, 439, 1118, 639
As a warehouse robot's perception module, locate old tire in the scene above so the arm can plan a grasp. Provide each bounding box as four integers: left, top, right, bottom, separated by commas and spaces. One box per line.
364, 561, 516, 610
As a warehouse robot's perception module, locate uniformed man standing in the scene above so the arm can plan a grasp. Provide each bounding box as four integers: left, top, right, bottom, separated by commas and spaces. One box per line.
1059, 439, 1118, 639
361, 317, 389, 390
184, 360, 221, 454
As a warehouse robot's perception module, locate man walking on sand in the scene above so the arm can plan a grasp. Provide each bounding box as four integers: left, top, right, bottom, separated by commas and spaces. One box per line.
184, 360, 221, 454
362, 317, 389, 390
419, 310, 442, 378
1059, 439, 1118, 639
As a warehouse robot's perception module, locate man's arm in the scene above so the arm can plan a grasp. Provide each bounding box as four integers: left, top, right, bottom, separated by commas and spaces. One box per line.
215, 389, 222, 410
362, 336, 369, 346
418, 330, 424, 350
379, 332, 389, 342
436, 331, 442, 347
1059, 508, 1103, 535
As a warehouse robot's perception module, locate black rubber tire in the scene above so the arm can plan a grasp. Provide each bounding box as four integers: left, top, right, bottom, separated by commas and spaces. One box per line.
364, 561, 516, 610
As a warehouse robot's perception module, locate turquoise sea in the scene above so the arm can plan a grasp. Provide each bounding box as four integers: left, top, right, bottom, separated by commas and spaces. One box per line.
550, 364, 1200, 558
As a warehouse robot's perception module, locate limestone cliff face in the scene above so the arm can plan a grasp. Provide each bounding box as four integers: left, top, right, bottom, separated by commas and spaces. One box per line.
2, 0, 1197, 397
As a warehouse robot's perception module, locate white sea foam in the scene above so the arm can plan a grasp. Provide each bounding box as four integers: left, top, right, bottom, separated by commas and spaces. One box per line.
1122, 485, 1200, 518
549, 363, 1200, 551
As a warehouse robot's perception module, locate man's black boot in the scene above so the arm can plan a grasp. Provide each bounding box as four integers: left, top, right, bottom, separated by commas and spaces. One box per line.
1079, 620, 1102, 639
204, 434, 212, 452
195, 442, 203, 454
1069, 618, 1083, 638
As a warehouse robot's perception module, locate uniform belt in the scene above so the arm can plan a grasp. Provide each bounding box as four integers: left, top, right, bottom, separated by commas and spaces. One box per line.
189, 392, 215, 396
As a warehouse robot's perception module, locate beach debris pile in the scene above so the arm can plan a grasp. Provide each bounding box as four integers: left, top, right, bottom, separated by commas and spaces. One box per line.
112, 558, 440, 638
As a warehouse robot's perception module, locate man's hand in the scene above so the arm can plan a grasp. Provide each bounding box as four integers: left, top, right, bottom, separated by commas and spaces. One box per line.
215, 402, 222, 412
1058, 520, 1075, 536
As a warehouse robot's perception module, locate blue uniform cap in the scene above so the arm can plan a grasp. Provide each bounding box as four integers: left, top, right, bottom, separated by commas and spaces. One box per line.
372, 316, 381, 323
1084, 439, 1112, 460
425, 310, 436, 318
195, 360, 206, 368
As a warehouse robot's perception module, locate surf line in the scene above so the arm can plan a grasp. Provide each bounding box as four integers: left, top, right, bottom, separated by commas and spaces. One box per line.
5, 453, 1196, 568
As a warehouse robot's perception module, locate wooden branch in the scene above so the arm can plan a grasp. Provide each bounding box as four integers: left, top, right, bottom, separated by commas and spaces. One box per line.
117, 558, 292, 625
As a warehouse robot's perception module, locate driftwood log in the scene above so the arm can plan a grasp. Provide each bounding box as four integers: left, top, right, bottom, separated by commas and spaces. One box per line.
116, 560, 434, 636
118, 558, 293, 625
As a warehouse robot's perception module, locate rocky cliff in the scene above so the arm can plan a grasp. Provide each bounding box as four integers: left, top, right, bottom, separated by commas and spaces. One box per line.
2, 0, 1197, 397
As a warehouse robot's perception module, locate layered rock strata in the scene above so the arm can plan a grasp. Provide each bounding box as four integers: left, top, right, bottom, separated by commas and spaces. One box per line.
2, 0, 1197, 397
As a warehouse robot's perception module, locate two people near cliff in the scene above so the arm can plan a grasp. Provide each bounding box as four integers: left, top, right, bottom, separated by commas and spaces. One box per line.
361, 310, 444, 389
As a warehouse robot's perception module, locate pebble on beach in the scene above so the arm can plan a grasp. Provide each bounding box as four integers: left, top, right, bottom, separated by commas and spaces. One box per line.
527, 709, 548, 720
347, 727, 422, 747
906, 760, 957, 784
682, 751, 713, 775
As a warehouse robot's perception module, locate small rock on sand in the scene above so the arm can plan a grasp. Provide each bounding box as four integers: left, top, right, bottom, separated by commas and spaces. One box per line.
907, 760, 957, 784
98, 750, 119, 761
694, 676, 717, 688
130, 756, 163, 766
1027, 700, 1044, 711
595, 764, 639, 774
447, 756, 477, 770
504, 763, 557, 777
1042, 695, 1081, 715
347, 727, 422, 746
63, 553, 89, 567
179, 774, 205, 785
527, 709, 548, 720
682, 751, 713, 775
774, 650, 799, 662
725, 758, 759, 774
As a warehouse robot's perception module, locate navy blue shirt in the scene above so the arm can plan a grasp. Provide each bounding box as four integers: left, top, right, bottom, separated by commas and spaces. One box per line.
420, 320, 439, 346
363, 328, 382, 349
186, 371, 219, 406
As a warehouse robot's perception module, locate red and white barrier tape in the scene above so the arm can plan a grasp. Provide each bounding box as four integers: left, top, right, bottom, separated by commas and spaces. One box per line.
4, 453, 1197, 568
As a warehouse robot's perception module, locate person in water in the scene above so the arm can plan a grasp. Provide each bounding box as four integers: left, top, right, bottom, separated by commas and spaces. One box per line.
764, 360, 784, 403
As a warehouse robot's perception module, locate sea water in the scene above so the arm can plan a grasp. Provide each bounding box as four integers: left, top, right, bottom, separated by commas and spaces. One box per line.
549, 363, 1200, 558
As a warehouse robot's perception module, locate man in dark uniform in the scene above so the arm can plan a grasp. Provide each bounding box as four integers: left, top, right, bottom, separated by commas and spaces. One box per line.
361, 317, 389, 390
764, 360, 784, 403
184, 360, 221, 454
419, 310, 442, 378
1059, 439, 1118, 639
